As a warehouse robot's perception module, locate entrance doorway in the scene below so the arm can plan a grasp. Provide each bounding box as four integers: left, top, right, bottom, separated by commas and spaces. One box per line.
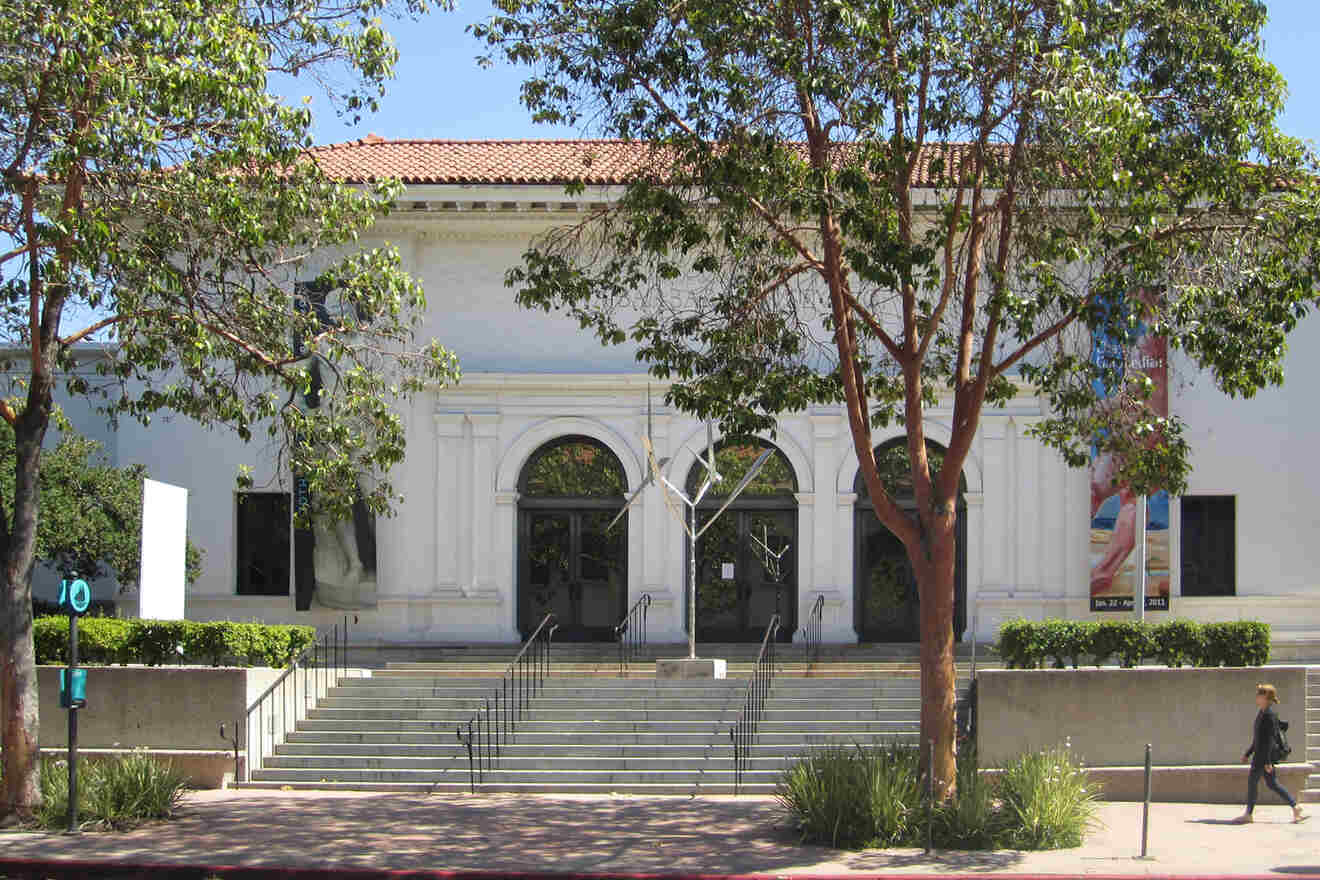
518, 436, 628, 641
853, 439, 967, 642
687, 441, 798, 642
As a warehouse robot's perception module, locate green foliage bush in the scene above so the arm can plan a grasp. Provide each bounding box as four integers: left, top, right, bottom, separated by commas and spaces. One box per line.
33, 617, 315, 667
36, 751, 188, 831
777, 743, 1097, 851
996, 618, 1269, 669
1090, 621, 1153, 668
1201, 621, 1271, 667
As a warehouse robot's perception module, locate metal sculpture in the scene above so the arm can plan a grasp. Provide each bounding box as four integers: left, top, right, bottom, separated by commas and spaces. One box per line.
608, 391, 773, 660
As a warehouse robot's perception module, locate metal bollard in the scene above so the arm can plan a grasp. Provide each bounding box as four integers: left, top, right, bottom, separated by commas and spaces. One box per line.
1140, 743, 1152, 859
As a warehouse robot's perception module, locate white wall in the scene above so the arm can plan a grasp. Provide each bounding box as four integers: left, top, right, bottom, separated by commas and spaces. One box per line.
29, 198, 1320, 642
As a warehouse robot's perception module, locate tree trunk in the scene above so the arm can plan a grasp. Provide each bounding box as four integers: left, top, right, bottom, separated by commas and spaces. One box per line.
914, 511, 959, 799
1, 415, 51, 820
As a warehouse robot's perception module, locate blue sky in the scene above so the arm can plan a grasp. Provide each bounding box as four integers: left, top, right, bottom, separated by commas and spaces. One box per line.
291, 0, 1320, 147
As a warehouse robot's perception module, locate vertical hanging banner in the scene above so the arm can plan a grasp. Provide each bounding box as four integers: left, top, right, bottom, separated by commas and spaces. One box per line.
139, 478, 189, 620
1088, 293, 1171, 612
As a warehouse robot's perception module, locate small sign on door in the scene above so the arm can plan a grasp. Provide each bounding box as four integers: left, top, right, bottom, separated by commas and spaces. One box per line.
721, 562, 735, 579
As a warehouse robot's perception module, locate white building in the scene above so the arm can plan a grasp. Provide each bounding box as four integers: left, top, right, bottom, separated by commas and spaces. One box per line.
30, 138, 1320, 646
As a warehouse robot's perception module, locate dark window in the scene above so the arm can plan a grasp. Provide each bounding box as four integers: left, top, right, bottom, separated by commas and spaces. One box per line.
1179, 495, 1235, 597
521, 436, 626, 499
237, 493, 291, 596
684, 441, 797, 499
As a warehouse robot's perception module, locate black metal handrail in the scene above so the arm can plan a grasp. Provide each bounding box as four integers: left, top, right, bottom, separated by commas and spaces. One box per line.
227, 614, 355, 783
729, 613, 781, 795
614, 593, 652, 677
800, 594, 824, 668
455, 612, 558, 792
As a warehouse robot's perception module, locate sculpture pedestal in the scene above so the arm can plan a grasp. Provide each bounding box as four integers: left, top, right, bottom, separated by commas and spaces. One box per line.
655, 658, 727, 680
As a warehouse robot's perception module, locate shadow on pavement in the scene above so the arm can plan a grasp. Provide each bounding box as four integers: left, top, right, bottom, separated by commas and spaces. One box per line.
0, 793, 861, 874
1186, 818, 1247, 826
843, 849, 1025, 873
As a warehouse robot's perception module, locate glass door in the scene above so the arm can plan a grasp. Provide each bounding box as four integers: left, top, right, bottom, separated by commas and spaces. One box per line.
694, 509, 796, 642
519, 509, 626, 641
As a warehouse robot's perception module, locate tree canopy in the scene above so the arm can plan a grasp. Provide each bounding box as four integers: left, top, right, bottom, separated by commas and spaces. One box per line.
1, 0, 457, 817
476, 0, 1320, 795
0, 410, 204, 592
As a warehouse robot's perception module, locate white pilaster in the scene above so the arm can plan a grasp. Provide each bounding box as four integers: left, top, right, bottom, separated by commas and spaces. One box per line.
1015, 418, 1041, 594
433, 412, 466, 595
467, 411, 501, 598
980, 417, 1010, 590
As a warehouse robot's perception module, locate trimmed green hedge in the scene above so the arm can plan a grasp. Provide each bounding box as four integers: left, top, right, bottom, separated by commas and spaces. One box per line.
33, 617, 316, 668
996, 618, 1269, 669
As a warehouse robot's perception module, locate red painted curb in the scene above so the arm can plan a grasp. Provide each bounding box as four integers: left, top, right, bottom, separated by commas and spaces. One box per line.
2, 861, 1319, 880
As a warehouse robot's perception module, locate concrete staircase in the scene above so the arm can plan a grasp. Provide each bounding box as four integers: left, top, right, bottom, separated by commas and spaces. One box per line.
238, 647, 973, 794
1303, 667, 1320, 804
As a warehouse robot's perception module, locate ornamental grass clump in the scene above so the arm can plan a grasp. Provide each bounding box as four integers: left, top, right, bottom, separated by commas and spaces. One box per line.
778, 742, 1097, 852
995, 747, 1098, 850
34, 752, 188, 831
775, 743, 921, 848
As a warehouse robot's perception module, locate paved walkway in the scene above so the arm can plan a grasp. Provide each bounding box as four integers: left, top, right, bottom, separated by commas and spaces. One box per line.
1, 791, 1316, 876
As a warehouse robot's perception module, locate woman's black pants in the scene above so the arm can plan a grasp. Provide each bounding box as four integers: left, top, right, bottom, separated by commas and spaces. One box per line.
1247, 765, 1296, 812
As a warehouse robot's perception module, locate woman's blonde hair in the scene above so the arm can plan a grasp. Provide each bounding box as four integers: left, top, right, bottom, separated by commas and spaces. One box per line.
1257, 683, 1279, 704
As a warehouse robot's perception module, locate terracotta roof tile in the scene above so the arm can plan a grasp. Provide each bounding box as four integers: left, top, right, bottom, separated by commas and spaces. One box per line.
306, 137, 980, 188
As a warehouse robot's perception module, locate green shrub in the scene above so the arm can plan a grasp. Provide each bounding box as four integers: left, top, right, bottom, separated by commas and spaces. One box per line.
1152, 619, 1203, 667
996, 746, 1098, 850
32, 617, 315, 668
1090, 621, 1152, 667
996, 618, 1270, 669
35, 752, 187, 831
125, 620, 189, 666
1201, 621, 1270, 667
776, 743, 921, 848
996, 619, 1044, 669
1043, 621, 1096, 669
181, 621, 230, 666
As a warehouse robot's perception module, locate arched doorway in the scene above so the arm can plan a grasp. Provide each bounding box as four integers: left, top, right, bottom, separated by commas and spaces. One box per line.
686, 440, 798, 642
517, 436, 628, 641
854, 439, 967, 642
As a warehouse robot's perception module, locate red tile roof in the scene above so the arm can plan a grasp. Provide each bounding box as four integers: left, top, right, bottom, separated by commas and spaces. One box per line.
306, 136, 980, 187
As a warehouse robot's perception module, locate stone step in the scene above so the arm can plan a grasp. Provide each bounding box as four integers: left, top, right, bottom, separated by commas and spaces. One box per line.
282, 733, 913, 749
233, 780, 775, 795
314, 696, 923, 711
305, 707, 919, 722
249, 767, 782, 785
262, 754, 802, 772
270, 741, 880, 758
294, 718, 917, 734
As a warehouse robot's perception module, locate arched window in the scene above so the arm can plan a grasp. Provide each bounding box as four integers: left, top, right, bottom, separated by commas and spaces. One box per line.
854, 438, 967, 642
517, 437, 628, 641
685, 440, 798, 642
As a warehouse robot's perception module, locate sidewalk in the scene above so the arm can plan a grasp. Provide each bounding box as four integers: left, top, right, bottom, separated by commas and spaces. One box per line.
1, 790, 1316, 876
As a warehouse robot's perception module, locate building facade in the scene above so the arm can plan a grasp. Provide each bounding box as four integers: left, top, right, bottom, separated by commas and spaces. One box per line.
30, 139, 1320, 645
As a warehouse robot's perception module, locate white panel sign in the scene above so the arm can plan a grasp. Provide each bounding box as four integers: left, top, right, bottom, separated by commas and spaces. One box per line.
139, 479, 188, 620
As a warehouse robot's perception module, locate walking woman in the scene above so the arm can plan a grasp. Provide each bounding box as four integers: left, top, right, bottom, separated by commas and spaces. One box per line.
1233, 683, 1307, 824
